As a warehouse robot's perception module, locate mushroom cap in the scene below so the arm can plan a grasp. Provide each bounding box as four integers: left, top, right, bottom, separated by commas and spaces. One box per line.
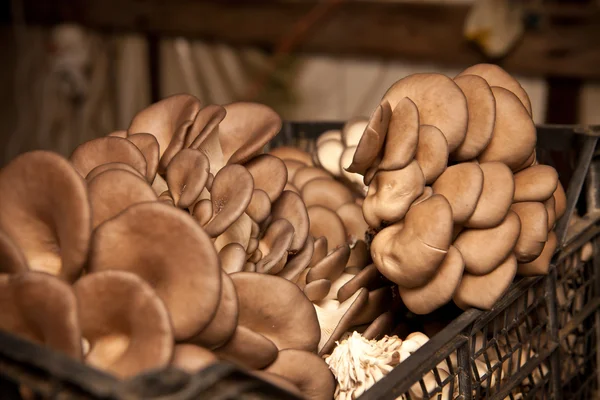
0, 151, 91, 282
246, 189, 272, 223
454, 210, 521, 275
381, 73, 468, 152
188, 271, 238, 350
88, 202, 221, 341
432, 162, 484, 224
219, 102, 282, 165
317, 130, 343, 147
282, 159, 308, 182
456, 63, 532, 116
251, 371, 304, 398
214, 212, 253, 253
511, 202, 549, 263
277, 235, 315, 283
347, 240, 370, 271
271, 191, 310, 252
70, 136, 147, 180
399, 246, 464, 314
165, 149, 210, 208
466, 162, 515, 229
453, 253, 517, 310
308, 206, 348, 253
553, 182, 567, 220
108, 130, 127, 138
307, 244, 351, 283
171, 344, 217, 373
86, 162, 145, 181
351, 286, 393, 326
292, 166, 332, 191
73, 270, 173, 378
342, 118, 369, 148
336, 203, 369, 245
0, 228, 28, 274
316, 139, 345, 177
304, 279, 332, 302
185, 104, 227, 149
363, 160, 425, 228
362, 311, 395, 340
378, 97, 419, 170
477, 87, 536, 171
513, 165, 559, 203
414, 125, 449, 184
545, 196, 557, 230
302, 178, 354, 211
339, 146, 368, 195
256, 219, 295, 274
244, 154, 288, 202
264, 349, 335, 400
127, 133, 160, 182
230, 272, 321, 352
218, 243, 247, 274
0, 271, 82, 359
337, 264, 387, 303
269, 146, 314, 167
314, 288, 369, 355
371, 194, 453, 288
128, 94, 201, 158
88, 169, 158, 229
204, 164, 254, 237
517, 231, 558, 276
346, 101, 392, 175
310, 236, 329, 268
213, 325, 278, 370
451, 74, 496, 161
158, 120, 196, 175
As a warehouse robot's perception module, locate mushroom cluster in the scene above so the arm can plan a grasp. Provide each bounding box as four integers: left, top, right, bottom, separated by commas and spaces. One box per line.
338, 64, 567, 314
0, 96, 342, 400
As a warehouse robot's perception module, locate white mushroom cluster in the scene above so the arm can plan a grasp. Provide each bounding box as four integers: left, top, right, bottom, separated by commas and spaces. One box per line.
336, 63, 567, 314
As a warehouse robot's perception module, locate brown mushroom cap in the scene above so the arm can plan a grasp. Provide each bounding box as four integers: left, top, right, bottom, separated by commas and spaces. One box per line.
307, 244, 351, 283
70, 136, 147, 179
271, 191, 310, 252
351, 286, 393, 326
336, 203, 369, 245
244, 154, 288, 202
414, 125, 449, 185
453, 253, 517, 310
0, 271, 82, 359
214, 212, 253, 253
246, 189, 272, 223
108, 130, 127, 138
363, 160, 425, 228
88, 169, 158, 229
0, 151, 91, 282
454, 210, 521, 275
347, 240, 370, 271
269, 146, 313, 167
171, 344, 217, 373
517, 231, 558, 276
127, 133, 160, 182
346, 101, 392, 175
456, 63, 532, 116
86, 162, 145, 181
310, 236, 329, 268
158, 120, 196, 175
337, 263, 387, 303
214, 325, 278, 370
381, 73, 468, 152
545, 196, 557, 230
128, 94, 201, 158
185, 104, 227, 149
316, 139, 345, 177
0, 229, 28, 274
219, 102, 282, 165
371, 194, 453, 288
339, 146, 368, 195
188, 271, 238, 350
88, 202, 221, 341
264, 349, 335, 400
477, 87, 536, 171
308, 206, 348, 253
218, 243, 247, 274
73, 270, 173, 378
204, 164, 254, 237
282, 159, 308, 182
432, 162, 484, 224
256, 219, 295, 274
165, 149, 210, 209
379, 97, 419, 171
230, 272, 321, 352
511, 202, 549, 262
451, 75, 496, 161
466, 162, 515, 229
277, 236, 315, 282
342, 118, 369, 148
513, 165, 559, 203
553, 182, 567, 221
317, 130, 343, 147
292, 166, 332, 191
302, 178, 354, 211
399, 246, 464, 314
304, 279, 332, 302
362, 311, 395, 340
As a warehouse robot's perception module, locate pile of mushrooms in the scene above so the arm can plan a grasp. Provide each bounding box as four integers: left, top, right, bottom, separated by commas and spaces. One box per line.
334, 63, 568, 314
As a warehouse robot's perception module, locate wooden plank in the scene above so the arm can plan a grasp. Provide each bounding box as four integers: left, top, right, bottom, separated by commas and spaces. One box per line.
17, 0, 600, 79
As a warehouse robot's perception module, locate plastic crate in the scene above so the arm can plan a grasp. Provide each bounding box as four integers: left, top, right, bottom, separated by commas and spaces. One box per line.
0, 124, 599, 400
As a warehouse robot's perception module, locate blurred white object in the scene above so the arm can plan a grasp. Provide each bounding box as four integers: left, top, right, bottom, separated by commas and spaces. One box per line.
464, 0, 525, 58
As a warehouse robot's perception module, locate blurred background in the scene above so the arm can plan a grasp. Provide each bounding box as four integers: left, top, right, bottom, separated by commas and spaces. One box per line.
0, 0, 598, 167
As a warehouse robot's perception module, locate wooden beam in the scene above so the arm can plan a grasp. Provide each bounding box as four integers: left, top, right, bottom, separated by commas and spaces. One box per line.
16, 0, 600, 79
